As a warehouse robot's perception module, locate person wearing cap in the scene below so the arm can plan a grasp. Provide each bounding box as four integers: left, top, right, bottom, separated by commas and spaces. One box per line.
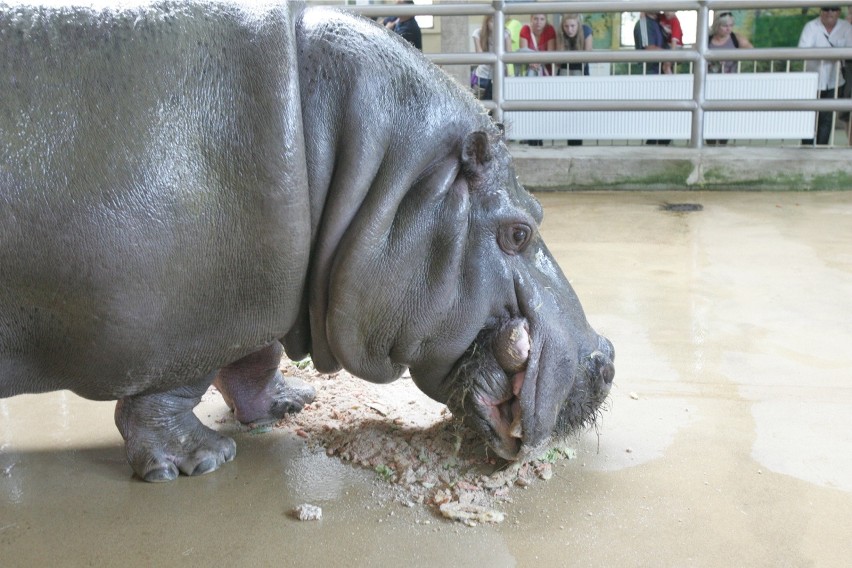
798, 6, 852, 145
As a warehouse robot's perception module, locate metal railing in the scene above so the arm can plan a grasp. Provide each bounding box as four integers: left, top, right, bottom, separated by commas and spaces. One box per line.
345, 0, 852, 149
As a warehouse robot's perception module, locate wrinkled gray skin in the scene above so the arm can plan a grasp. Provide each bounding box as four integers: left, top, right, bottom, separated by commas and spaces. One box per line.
0, 2, 614, 481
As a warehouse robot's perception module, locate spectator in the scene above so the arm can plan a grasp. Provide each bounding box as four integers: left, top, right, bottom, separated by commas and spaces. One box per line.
707, 12, 754, 145
472, 15, 512, 101
659, 11, 684, 74
555, 13, 592, 77
708, 11, 754, 74
634, 12, 666, 75
844, 7, 852, 104
383, 0, 422, 51
555, 13, 591, 147
518, 13, 555, 147
519, 13, 556, 77
798, 6, 851, 145
659, 11, 683, 49
634, 12, 670, 145
505, 16, 523, 76
846, 7, 852, 133
505, 16, 522, 51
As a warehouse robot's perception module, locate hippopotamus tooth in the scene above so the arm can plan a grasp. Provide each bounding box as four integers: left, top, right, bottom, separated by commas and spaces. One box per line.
0, 1, 614, 481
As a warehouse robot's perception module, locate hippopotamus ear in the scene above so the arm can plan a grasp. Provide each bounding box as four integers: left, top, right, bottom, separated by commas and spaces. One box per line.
461, 130, 493, 181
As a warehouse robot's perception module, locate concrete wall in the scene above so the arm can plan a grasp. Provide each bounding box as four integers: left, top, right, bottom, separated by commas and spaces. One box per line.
511, 145, 852, 192
436, 14, 469, 90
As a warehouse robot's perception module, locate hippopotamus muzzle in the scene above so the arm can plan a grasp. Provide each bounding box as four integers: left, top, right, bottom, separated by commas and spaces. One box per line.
440, 317, 615, 461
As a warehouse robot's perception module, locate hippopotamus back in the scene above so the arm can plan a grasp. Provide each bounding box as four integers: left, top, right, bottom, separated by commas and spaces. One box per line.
1, 2, 310, 399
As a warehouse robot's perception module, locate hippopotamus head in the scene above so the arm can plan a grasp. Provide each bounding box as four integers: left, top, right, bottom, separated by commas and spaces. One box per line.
410, 131, 615, 460
282, 8, 615, 461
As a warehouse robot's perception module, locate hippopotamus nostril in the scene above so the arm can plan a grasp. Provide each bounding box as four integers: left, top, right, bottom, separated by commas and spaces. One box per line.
589, 350, 615, 385
600, 360, 615, 385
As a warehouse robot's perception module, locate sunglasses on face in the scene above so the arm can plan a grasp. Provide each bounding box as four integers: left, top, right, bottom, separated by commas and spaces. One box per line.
717, 12, 733, 18
821, 7, 841, 12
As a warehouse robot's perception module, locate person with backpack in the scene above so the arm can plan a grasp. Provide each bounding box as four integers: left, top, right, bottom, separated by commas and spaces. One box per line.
708, 11, 753, 75
634, 12, 670, 145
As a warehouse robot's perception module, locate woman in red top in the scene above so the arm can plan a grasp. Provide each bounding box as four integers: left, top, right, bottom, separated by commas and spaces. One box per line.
519, 13, 556, 76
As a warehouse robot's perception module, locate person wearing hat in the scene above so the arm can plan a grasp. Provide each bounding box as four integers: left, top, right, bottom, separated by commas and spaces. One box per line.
798, 6, 852, 145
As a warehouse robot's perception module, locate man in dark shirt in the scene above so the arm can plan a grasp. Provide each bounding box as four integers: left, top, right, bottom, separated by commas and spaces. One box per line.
633, 12, 670, 145
633, 11, 665, 74
383, 1, 422, 51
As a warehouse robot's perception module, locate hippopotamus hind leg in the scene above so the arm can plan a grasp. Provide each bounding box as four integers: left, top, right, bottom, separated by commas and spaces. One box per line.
213, 342, 316, 425
114, 374, 236, 482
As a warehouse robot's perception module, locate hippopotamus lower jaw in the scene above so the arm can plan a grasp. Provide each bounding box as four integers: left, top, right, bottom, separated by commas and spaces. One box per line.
444, 319, 615, 461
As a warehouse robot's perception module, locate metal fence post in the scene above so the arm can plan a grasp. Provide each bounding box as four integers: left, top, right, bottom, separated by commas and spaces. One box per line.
492, 0, 504, 125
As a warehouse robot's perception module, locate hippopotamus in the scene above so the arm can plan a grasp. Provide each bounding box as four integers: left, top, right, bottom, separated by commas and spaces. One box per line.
0, 2, 614, 482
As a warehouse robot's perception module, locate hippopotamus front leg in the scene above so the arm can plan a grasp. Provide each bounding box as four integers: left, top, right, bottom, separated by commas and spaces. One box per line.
213, 342, 316, 425
115, 375, 237, 482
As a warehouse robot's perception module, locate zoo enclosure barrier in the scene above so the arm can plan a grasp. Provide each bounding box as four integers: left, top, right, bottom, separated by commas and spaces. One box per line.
345, 0, 852, 149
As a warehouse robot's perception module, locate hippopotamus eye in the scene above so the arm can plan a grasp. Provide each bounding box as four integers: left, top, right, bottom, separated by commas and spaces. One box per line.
499, 223, 533, 254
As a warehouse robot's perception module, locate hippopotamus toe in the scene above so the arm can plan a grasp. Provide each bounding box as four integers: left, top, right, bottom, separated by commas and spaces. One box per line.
136, 438, 237, 483
266, 376, 316, 419
131, 433, 237, 482
143, 466, 180, 483
214, 343, 317, 425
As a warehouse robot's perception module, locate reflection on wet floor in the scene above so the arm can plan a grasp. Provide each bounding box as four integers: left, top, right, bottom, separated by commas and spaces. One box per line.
2, 191, 851, 567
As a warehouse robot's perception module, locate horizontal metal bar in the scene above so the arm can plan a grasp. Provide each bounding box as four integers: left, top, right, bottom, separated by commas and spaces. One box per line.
502, 100, 699, 112
706, 0, 847, 9
499, 99, 852, 113
705, 47, 852, 62
501, 2, 702, 15
704, 99, 852, 111
343, 4, 492, 18
342, 1, 840, 18
434, 52, 852, 67
501, 50, 700, 65
427, 53, 496, 66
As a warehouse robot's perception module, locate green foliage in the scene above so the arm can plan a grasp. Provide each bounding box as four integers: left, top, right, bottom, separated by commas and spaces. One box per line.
753, 13, 811, 47
540, 446, 578, 464
374, 464, 394, 481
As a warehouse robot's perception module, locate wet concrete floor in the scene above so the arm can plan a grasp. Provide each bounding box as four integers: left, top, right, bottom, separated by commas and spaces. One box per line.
2, 191, 851, 567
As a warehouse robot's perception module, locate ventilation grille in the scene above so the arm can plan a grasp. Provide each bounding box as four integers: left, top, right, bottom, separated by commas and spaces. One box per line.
503, 73, 819, 140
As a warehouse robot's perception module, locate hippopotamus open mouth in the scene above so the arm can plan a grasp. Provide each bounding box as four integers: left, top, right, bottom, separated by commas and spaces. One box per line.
443, 317, 615, 460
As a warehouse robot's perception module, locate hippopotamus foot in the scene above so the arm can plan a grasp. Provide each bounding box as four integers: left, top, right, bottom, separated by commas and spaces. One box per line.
213, 342, 316, 425
114, 376, 236, 482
